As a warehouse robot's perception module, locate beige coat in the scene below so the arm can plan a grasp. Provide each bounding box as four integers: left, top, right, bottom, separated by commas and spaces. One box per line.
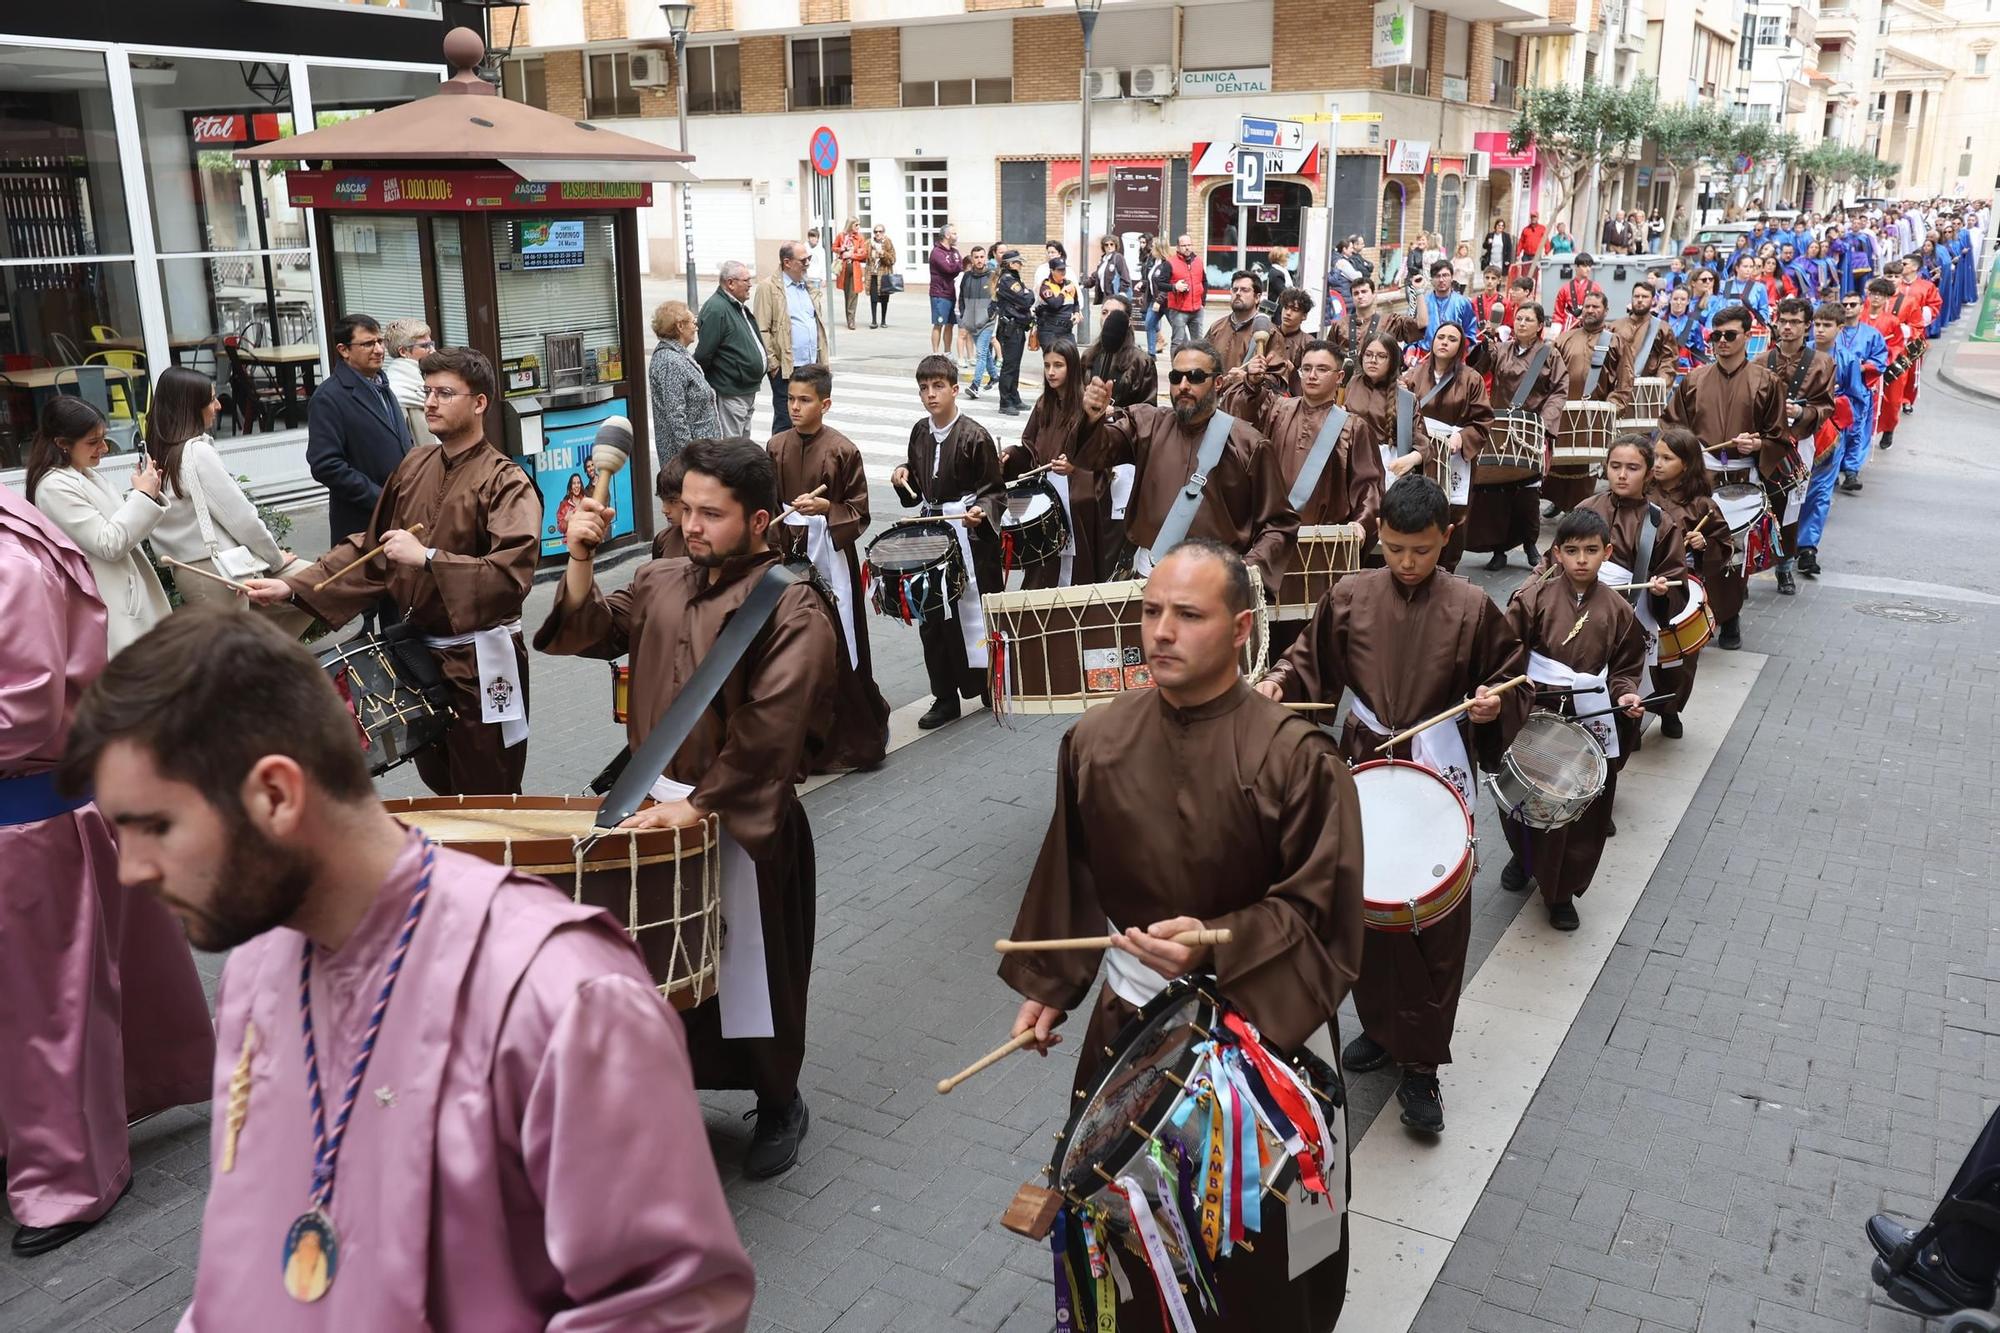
751, 272, 829, 378
32, 465, 172, 657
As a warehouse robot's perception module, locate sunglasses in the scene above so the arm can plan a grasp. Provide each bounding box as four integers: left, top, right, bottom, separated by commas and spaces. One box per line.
1711, 329, 1744, 342
1167, 369, 1215, 385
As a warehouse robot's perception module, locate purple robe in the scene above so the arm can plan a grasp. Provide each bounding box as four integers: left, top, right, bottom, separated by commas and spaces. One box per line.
178, 831, 754, 1330
0, 485, 213, 1230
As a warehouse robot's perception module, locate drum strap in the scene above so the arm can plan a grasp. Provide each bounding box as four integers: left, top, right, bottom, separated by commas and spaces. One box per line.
1417, 365, 1457, 412
1394, 386, 1416, 457
1583, 329, 1614, 399
1634, 317, 1662, 379
1507, 341, 1553, 411
1286, 403, 1352, 512
594, 563, 800, 828
1633, 502, 1662, 630
1150, 410, 1237, 558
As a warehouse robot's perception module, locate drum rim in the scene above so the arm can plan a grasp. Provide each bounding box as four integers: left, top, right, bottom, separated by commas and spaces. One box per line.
1499, 712, 1608, 810
382, 794, 715, 866
1350, 758, 1475, 912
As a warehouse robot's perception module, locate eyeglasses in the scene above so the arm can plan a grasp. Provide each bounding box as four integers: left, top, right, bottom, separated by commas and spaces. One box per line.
421, 386, 467, 401
1711, 329, 1744, 342
414, 338, 436, 350
1167, 369, 1215, 385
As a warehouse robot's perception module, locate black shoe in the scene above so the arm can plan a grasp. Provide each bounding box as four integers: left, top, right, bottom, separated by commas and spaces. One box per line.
1867, 1215, 1997, 1316
1903, 402, 1915, 416
1396, 1070, 1444, 1133
744, 1095, 810, 1179
10, 1179, 129, 1256
1605, 818, 1617, 837
1718, 620, 1742, 651
1341, 1032, 1392, 1072
1543, 502, 1562, 519
1659, 712, 1683, 739
1484, 551, 1509, 571
1776, 567, 1797, 596
1841, 474, 1864, 493
1548, 900, 1580, 931
1798, 547, 1819, 577
1879, 432, 1894, 451
1499, 856, 1531, 893
918, 698, 961, 729
999, 404, 1022, 416
1523, 543, 1539, 566
966, 385, 980, 400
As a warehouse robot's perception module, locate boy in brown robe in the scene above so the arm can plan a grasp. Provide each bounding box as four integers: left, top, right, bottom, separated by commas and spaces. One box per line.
1546, 290, 1627, 516
537, 437, 838, 1179
1498, 508, 1649, 931
245, 347, 539, 797
892, 354, 1007, 729
1257, 475, 1526, 1134
1756, 296, 1837, 591
653, 453, 688, 560
1003, 539, 1365, 1333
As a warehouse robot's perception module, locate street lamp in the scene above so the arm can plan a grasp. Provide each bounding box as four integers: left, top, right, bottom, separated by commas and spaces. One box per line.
661, 1, 698, 306
1075, 0, 1104, 344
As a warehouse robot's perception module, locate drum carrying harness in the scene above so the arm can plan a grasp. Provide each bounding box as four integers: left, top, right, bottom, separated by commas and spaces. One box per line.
1583, 327, 1615, 399
1286, 403, 1354, 512
1507, 340, 1554, 411
1149, 408, 1238, 557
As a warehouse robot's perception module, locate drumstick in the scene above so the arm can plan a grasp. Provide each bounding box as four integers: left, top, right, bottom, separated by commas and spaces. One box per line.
1690, 512, 1715, 535
1011, 459, 1060, 484
1606, 579, 1686, 593
884, 513, 978, 530
161, 556, 252, 595
936, 1030, 1038, 1095
1281, 701, 1343, 711
314, 522, 426, 592
1375, 673, 1530, 755
994, 928, 1234, 954
775, 484, 829, 525
1569, 691, 1675, 722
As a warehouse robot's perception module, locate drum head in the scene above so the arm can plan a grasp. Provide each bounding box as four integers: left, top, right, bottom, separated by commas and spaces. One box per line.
1353, 762, 1472, 907
1714, 484, 1766, 533
866, 523, 959, 572
1052, 981, 1216, 1199
1511, 713, 1606, 799
1004, 490, 1055, 528
1669, 574, 1708, 624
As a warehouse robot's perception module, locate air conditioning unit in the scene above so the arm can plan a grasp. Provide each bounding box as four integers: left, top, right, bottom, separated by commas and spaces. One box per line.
1468, 150, 1493, 176
1086, 67, 1123, 100
628, 50, 670, 88
1130, 64, 1176, 98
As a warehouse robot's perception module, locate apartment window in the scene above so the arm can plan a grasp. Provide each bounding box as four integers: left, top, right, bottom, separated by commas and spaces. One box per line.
900, 21, 1012, 108
1873, 54, 1884, 77
586, 51, 640, 118
903, 78, 1013, 107
1493, 55, 1516, 107
1976, 52, 1990, 75
1737, 31, 1754, 69
854, 166, 873, 231
1962, 152, 1975, 175
1757, 15, 1784, 44
1381, 64, 1431, 94
1747, 102, 1775, 122
501, 56, 546, 109
685, 44, 741, 114
791, 36, 852, 109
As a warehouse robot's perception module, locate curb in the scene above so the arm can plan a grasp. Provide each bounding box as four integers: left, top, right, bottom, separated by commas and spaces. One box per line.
1937, 335, 2000, 405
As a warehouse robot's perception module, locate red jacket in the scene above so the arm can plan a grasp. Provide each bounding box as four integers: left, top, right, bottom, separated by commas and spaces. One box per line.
1553, 277, 1602, 327
1519, 222, 1548, 259
1166, 253, 1206, 313
1862, 305, 1907, 364
1896, 279, 1940, 334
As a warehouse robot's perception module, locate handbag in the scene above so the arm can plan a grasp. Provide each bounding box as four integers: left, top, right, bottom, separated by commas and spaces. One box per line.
888, 273, 906, 294
183, 445, 271, 581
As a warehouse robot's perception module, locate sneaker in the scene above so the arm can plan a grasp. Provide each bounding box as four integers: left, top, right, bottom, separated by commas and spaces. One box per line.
1341, 1032, 1392, 1072
1879, 431, 1894, 451
1499, 856, 1531, 893
1718, 619, 1742, 651
999, 404, 1023, 417
1798, 547, 1819, 577
1484, 551, 1509, 571
744, 1095, 810, 1179
1659, 711, 1683, 739
1395, 1070, 1444, 1133
966, 385, 980, 400
918, 698, 962, 730
1548, 900, 1581, 932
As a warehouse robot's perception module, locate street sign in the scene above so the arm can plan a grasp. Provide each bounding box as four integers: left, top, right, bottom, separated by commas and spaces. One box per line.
1341, 112, 1385, 123
809, 125, 839, 177
1236, 116, 1305, 152
1233, 148, 1268, 206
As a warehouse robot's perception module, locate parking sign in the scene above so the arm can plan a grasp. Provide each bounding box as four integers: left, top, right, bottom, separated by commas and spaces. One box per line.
1233, 149, 1267, 206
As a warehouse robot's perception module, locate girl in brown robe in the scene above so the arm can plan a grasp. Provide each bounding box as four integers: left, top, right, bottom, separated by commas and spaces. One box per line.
1647, 427, 1737, 725
1342, 334, 1405, 570
1470, 302, 1569, 570
1392, 324, 1492, 573
1004, 338, 1103, 586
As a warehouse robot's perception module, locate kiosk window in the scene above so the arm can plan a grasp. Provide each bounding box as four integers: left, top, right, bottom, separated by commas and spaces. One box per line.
491, 216, 622, 388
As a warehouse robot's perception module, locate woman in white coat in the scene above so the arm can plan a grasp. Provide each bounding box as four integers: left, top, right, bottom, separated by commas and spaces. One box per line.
24, 397, 171, 658
143, 367, 314, 636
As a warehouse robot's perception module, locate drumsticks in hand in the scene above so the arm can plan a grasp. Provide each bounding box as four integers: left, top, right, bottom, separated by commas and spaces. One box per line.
775, 484, 829, 526
995, 928, 1233, 954
936, 1030, 1038, 1095
162, 556, 252, 595
314, 522, 426, 593
1375, 673, 1530, 754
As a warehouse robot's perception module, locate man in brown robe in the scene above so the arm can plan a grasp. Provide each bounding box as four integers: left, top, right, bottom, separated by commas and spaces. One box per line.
1003, 539, 1365, 1333
1545, 290, 1628, 514
1471, 303, 1570, 570
1220, 339, 1384, 541
1331, 278, 1425, 384
1608, 280, 1678, 402
1204, 269, 1276, 369
1076, 341, 1299, 587
1080, 294, 1158, 407
536, 437, 837, 1179
892, 355, 1006, 728
1256, 475, 1524, 1134
1499, 511, 1649, 931
245, 347, 539, 796
1756, 296, 1837, 590
767, 364, 890, 770
1662, 301, 1789, 644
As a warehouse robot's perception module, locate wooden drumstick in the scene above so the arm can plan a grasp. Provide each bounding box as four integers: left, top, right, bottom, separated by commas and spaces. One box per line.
994, 928, 1234, 954
162, 556, 252, 594
313, 522, 425, 592
775, 484, 829, 525
587, 415, 633, 505
1011, 459, 1060, 485
885, 513, 978, 531
1281, 701, 1343, 711
936, 1030, 1039, 1094
1608, 579, 1686, 594
1375, 673, 1530, 754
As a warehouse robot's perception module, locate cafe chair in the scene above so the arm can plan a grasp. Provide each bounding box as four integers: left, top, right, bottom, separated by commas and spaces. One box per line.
84, 348, 148, 425
53, 365, 139, 451
48, 331, 84, 366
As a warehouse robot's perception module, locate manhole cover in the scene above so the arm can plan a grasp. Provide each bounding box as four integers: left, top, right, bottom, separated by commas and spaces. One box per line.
1854, 602, 1960, 624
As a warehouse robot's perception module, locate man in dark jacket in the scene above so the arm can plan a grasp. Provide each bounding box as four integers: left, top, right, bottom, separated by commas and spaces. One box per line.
307, 312, 410, 547
993, 249, 1035, 416
695, 259, 768, 437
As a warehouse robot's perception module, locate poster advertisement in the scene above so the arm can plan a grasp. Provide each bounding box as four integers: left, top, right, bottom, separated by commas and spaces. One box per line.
531, 399, 637, 557
520, 218, 587, 270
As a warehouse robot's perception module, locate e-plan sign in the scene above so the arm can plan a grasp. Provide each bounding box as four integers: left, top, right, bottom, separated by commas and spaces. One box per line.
1233, 148, 1268, 206
1236, 115, 1306, 152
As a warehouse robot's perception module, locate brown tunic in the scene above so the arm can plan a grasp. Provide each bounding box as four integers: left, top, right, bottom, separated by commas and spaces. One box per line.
1757, 342, 1838, 548
1501, 572, 1647, 907
1218, 379, 1384, 540
1203, 310, 1275, 369
1006, 391, 1103, 587
768, 425, 890, 771
1609, 313, 1678, 395
902, 414, 1007, 698
1332, 308, 1425, 368
1402, 356, 1492, 573
651, 523, 687, 561
1647, 484, 1737, 707
1661, 357, 1789, 473
1340, 374, 1402, 448
1073, 403, 1298, 586
287, 438, 539, 797
1263, 567, 1526, 1067
1267, 324, 1312, 396
1080, 338, 1159, 408
533, 549, 836, 1100
1547, 322, 1628, 509
1468, 337, 1570, 554
1000, 681, 1364, 1333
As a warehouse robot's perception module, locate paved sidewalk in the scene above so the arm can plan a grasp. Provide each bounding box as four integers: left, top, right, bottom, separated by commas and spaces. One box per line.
1936, 329, 2000, 404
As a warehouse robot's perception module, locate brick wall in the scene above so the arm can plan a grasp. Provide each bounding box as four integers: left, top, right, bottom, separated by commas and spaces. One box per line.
852, 27, 900, 109
692, 0, 733, 32
740, 35, 789, 114
1470, 21, 1494, 104
1271, 0, 1373, 92
545, 48, 586, 118
1427, 12, 1447, 96
1013, 15, 1084, 103
583, 0, 621, 44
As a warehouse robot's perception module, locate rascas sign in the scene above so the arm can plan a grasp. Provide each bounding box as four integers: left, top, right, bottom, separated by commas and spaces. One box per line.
286, 170, 653, 212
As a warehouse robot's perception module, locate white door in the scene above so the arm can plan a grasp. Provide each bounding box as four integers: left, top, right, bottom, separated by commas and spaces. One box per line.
689, 183, 757, 283
903, 162, 949, 274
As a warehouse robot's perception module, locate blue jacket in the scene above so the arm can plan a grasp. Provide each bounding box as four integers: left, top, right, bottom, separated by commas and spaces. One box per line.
1708, 278, 1770, 326
306, 359, 413, 545
1419, 290, 1479, 351
1831, 324, 1887, 417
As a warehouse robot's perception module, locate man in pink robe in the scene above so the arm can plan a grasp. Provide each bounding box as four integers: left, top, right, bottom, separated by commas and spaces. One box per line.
0, 483, 212, 1257
59, 608, 755, 1329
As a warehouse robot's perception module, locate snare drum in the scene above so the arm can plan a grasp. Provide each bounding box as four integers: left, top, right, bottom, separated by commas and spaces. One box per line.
610, 662, 630, 723
1476, 411, 1548, 486
1486, 712, 1608, 831
1613, 417, 1661, 445
1745, 327, 1770, 360
1272, 523, 1364, 620
984, 571, 1268, 714
1352, 760, 1475, 933
1714, 482, 1767, 541
865, 521, 967, 625
1552, 400, 1617, 476
383, 796, 720, 1009
999, 478, 1070, 573
1629, 376, 1669, 420
316, 629, 454, 777
1656, 574, 1715, 665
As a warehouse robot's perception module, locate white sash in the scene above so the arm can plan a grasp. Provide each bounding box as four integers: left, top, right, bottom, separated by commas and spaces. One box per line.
1109, 463, 1136, 520
1527, 649, 1619, 759
781, 513, 857, 669
1347, 692, 1476, 811
649, 777, 772, 1040
422, 620, 528, 747
942, 499, 989, 668
1047, 471, 1076, 587
1600, 559, 1659, 667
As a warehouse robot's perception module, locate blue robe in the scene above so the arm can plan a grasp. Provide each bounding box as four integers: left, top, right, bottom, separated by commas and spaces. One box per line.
1417, 290, 1479, 352
1841, 232, 1878, 297
1785, 259, 1820, 303
1952, 234, 1978, 311
1922, 258, 1951, 335
1709, 278, 1771, 327
1664, 312, 1707, 375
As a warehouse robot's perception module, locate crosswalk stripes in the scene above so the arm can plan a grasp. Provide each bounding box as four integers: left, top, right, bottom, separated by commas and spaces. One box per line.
796, 368, 1045, 486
